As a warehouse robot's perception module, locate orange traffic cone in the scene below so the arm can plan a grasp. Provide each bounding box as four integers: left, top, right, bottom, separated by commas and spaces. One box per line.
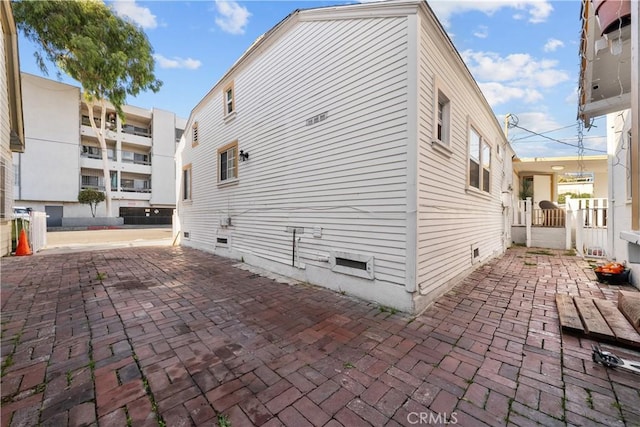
15, 229, 32, 256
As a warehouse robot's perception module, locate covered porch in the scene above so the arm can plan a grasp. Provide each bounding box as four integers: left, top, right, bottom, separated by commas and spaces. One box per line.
512, 196, 608, 257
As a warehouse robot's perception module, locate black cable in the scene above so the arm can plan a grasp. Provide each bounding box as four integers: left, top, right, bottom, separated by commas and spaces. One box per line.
510, 123, 607, 153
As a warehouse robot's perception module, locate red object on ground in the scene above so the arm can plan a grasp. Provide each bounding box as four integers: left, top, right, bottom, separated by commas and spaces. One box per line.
15, 229, 32, 256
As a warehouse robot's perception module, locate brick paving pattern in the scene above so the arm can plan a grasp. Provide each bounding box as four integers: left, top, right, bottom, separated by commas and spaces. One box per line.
1, 246, 639, 426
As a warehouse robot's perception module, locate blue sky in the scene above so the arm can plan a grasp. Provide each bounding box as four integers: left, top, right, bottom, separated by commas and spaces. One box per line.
16, 0, 607, 159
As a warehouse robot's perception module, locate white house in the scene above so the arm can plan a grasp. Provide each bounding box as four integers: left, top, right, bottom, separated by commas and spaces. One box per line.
1, 1, 24, 256
175, 0, 515, 313
14, 73, 186, 227
579, 0, 639, 288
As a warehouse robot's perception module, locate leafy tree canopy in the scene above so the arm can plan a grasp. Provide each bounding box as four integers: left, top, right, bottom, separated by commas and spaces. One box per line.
78, 189, 106, 217
12, 0, 162, 118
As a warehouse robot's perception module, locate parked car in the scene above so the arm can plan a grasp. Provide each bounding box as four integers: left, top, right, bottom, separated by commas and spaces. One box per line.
12, 206, 31, 220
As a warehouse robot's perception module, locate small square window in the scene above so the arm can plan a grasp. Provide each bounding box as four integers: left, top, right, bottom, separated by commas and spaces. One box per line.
223, 81, 235, 116
218, 141, 238, 183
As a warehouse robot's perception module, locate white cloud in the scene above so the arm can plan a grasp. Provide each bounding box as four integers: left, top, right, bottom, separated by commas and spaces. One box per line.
473, 25, 489, 39
462, 50, 570, 89
564, 88, 578, 105
544, 38, 565, 52
111, 0, 158, 29
512, 111, 563, 134
214, 0, 251, 35
527, 1, 553, 23
478, 82, 542, 106
153, 54, 202, 70
429, 1, 553, 27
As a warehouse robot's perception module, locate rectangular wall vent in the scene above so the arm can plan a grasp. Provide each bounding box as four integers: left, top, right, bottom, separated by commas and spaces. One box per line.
306, 111, 328, 126
335, 257, 367, 271
183, 232, 190, 239
330, 251, 374, 280
471, 244, 480, 264
217, 237, 228, 244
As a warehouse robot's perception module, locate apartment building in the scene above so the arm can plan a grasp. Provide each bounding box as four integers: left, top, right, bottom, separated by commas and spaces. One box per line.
14, 73, 186, 226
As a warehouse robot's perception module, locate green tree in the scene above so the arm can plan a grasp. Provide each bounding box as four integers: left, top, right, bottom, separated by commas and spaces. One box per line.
13, 0, 162, 217
78, 189, 106, 217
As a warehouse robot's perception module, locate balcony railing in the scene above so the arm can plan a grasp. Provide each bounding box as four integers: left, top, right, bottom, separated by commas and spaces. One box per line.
121, 152, 151, 166
120, 186, 152, 193
122, 124, 151, 138
80, 184, 117, 192
81, 115, 116, 130
81, 145, 116, 161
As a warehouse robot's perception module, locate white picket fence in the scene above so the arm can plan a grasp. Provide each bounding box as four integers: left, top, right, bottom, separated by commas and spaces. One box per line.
568, 197, 608, 257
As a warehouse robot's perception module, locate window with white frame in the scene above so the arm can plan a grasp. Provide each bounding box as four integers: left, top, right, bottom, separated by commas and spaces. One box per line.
182, 164, 192, 200
436, 90, 450, 145
218, 141, 237, 183
223, 81, 235, 116
468, 126, 491, 193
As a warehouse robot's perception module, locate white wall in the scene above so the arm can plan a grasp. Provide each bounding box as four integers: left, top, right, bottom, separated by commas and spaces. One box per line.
607, 110, 639, 287
179, 12, 414, 310
150, 108, 177, 206
1, 7, 12, 255
14, 74, 80, 202
415, 8, 512, 309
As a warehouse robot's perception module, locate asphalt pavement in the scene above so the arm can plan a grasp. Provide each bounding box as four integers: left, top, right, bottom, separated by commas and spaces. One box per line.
40, 227, 174, 254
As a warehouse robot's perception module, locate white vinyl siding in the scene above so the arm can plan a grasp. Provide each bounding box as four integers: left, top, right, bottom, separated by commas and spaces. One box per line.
1, 16, 14, 254
179, 16, 410, 290
416, 11, 508, 300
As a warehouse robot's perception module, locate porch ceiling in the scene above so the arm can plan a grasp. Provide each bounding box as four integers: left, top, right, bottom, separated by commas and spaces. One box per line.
513, 155, 608, 175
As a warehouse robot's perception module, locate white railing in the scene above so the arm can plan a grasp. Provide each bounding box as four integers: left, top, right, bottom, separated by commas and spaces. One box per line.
513, 199, 528, 226
569, 197, 608, 257
511, 196, 608, 253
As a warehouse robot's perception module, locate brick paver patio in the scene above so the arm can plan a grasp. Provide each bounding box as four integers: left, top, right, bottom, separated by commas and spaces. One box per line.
1, 246, 639, 426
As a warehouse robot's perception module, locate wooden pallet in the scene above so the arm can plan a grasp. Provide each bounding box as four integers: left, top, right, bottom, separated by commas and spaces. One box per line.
556, 293, 640, 349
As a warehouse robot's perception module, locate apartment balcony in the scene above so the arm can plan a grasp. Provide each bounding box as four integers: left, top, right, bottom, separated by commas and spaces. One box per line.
81, 116, 117, 141
121, 124, 152, 147
113, 189, 152, 201
80, 144, 116, 169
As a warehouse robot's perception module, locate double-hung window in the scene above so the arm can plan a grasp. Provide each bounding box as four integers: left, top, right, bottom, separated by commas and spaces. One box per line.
468, 126, 491, 193
218, 141, 238, 183
436, 90, 450, 145
223, 81, 235, 116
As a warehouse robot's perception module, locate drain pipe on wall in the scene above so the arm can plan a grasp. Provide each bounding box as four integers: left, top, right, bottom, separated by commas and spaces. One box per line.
292, 228, 296, 267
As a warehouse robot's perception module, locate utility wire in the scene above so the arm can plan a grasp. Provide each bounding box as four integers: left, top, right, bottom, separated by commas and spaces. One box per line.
509, 123, 607, 153
510, 124, 577, 141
